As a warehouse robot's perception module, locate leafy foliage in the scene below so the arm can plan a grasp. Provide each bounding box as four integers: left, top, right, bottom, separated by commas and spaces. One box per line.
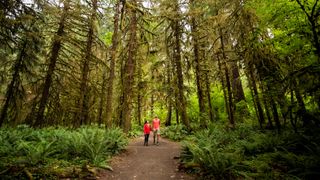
180, 123, 320, 179
128, 123, 143, 138
0, 125, 128, 179
161, 124, 190, 141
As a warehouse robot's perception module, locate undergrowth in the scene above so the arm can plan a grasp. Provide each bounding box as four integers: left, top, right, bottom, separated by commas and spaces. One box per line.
0, 125, 128, 179
161, 124, 190, 141
178, 123, 320, 179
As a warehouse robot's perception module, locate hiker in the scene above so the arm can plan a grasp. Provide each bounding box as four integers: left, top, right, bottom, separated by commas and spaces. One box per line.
143, 120, 151, 146
152, 115, 160, 145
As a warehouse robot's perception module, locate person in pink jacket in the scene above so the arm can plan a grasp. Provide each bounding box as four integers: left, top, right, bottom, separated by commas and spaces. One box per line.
152, 116, 160, 145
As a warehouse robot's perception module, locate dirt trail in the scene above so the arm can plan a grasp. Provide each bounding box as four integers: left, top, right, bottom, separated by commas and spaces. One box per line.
98, 136, 195, 180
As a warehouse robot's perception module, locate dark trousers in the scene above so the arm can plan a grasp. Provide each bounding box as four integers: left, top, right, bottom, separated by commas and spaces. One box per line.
144, 134, 149, 146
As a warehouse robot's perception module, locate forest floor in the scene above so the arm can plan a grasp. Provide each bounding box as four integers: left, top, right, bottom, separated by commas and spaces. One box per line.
98, 136, 196, 180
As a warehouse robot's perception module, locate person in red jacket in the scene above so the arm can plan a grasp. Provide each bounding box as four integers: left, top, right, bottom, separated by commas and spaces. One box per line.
143, 120, 151, 146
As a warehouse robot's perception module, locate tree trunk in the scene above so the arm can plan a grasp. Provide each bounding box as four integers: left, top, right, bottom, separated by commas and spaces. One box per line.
217, 55, 229, 121
248, 66, 265, 128
120, 0, 137, 132
175, 110, 180, 124
98, 68, 107, 125
105, 0, 122, 128
77, 0, 97, 126
0, 41, 27, 126
293, 79, 310, 126
190, 1, 206, 128
259, 83, 273, 129
172, 2, 190, 130
165, 62, 172, 126
224, 62, 235, 127
151, 94, 154, 117
290, 89, 298, 132
220, 29, 235, 127
262, 93, 273, 129
165, 101, 172, 126
35, 1, 69, 127
205, 71, 215, 122
137, 93, 142, 126
137, 63, 142, 126
270, 97, 281, 132
231, 62, 246, 102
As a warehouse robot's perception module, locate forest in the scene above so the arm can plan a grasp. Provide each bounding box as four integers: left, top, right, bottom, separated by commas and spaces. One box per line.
0, 0, 319, 179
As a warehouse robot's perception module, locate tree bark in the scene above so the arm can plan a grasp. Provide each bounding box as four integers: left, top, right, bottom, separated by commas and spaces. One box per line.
293, 79, 310, 126
105, 0, 122, 128
172, 2, 190, 130
270, 97, 281, 132
137, 62, 142, 126
220, 29, 235, 127
175, 91, 179, 125
262, 92, 273, 129
205, 71, 215, 122
190, 0, 206, 128
137, 93, 142, 126
217, 55, 229, 121
289, 89, 298, 132
0, 41, 27, 126
98, 68, 107, 125
151, 94, 154, 117
231, 62, 245, 102
165, 61, 172, 126
224, 62, 235, 127
35, 1, 69, 127
76, 0, 97, 126
165, 103, 172, 126
120, 0, 137, 132
248, 66, 265, 128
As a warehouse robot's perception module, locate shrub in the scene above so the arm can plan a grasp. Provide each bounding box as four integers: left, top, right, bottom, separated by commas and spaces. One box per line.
161, 124, 189, 141
0, 125, 128, 179
128, 123, 142, 138
180, 124, 320, 179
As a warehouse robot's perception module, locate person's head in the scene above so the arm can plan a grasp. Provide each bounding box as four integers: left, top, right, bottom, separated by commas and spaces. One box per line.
144, 120, 148, 124
154, 115, 158, 118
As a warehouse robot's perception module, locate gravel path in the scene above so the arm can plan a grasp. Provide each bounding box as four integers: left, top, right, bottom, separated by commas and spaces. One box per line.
98, 136, 195, 180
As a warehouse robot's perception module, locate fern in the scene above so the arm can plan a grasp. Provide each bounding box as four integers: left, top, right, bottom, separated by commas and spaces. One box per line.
16, 137, 57, 166
162, 124, 190, 141
0, 125, 128, 177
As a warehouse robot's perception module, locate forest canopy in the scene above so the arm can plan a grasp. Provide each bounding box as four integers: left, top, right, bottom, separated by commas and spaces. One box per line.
0, 0, 319, 130
0, 0, 319, 179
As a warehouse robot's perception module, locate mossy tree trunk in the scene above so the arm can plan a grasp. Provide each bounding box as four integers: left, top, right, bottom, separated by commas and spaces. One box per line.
172, 1, 190, 130
35, 1, 70, 127
119, 0, 138, 132
105, 0, 122, 128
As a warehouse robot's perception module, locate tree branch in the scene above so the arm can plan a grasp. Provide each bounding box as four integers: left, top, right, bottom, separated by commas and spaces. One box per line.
295, 0, 311, 20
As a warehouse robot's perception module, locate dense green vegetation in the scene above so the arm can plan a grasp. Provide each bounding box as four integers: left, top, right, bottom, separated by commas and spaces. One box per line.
0, 0, 319, 179
0, 126, 127, 179
169, 124, 320, 179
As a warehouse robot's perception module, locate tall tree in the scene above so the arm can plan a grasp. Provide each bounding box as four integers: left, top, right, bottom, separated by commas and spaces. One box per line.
76, 0, 98, 126
220, 28, 235, 127
231, 62, 245, 103
190, 0, 207, 128
0, 21, 42, 126
172, 0, 190, 130
119, 0, 138, 132
105, 0, 122, 128
0, 0, 43, 126
35, 0, 70, 127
